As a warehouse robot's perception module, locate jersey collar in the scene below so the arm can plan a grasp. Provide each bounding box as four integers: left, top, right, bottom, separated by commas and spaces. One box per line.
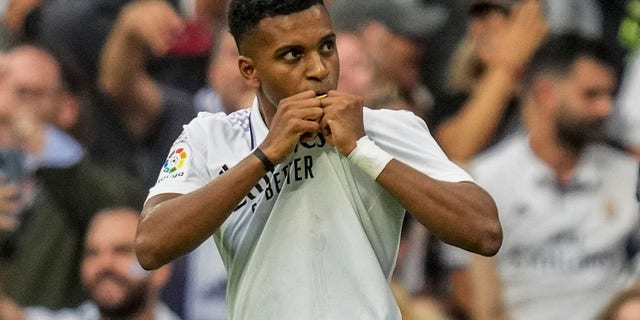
249, 98, 269, 146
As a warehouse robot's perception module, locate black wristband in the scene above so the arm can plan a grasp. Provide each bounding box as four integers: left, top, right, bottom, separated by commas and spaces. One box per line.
253, 148, 274, 172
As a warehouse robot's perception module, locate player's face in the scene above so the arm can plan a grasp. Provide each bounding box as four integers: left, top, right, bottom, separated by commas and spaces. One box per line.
81, 212, 150, 317
241, 4, 338, 108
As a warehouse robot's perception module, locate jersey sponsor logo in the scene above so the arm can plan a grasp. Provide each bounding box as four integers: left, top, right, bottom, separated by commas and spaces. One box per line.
157, 142, 191, 183
222, 142, 321, 213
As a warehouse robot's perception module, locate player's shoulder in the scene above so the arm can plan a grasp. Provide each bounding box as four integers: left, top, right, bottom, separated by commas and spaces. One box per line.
363, 107, 420, 122
177, 109, 253, 150
363, 107, 428, 133
186, 109, 252, 134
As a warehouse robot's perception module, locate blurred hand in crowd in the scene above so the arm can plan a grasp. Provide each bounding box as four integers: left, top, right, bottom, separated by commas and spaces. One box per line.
117, 0, 186, 56
471, 0, 548, 75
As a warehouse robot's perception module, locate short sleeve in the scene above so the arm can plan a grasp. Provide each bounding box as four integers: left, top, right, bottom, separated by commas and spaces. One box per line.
146, 125, 211, 201
364, 108, 473, 183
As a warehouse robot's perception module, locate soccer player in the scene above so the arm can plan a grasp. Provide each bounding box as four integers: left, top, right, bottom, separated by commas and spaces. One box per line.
135, 1, 502, 318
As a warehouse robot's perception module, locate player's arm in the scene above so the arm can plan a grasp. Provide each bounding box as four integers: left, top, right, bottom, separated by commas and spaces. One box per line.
137, 153, 271, 270
320, 90, 502, 256
376, 161, 501, 256
136, 91, 324, 270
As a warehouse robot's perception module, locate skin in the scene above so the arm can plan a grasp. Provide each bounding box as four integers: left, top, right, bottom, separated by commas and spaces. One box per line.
136, 4, 501, 270
614, 298, 640, 320
336, 31, 375, 100
4, 46, 79, 133
360, 21, 420, 91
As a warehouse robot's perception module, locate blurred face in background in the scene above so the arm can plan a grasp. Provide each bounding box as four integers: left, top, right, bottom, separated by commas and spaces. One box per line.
209, 31, 254, 112
81, 210, 153, 318
5, 47, 65, 126
361, 22, 421, 89
336, 32, 374, 99
0, 46, 79, 154
0, 51, 44, 151
553, 57, 615, 152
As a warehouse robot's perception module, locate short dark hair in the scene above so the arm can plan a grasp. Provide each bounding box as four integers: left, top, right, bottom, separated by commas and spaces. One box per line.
524, 33, 619, 90
228, 0, 325, 48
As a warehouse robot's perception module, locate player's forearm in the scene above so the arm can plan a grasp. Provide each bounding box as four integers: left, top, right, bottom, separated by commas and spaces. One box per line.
435, 67, 515, 164
136, 153, 269, 269
376, 160, 502, 256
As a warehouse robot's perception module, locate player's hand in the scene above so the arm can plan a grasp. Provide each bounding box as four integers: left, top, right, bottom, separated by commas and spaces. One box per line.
319, 90, 365, 156
259, 90, 324, 164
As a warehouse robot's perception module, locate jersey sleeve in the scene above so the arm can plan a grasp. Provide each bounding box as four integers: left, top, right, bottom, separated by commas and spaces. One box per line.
364, 108, 473, 183
146, 121, 212, 201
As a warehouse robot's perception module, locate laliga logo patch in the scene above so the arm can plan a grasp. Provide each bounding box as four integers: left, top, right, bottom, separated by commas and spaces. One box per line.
157, 142, 191, 183
163, 147, 188, 173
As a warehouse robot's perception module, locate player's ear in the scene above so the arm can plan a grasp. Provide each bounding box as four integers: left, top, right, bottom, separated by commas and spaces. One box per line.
238, 56, 260, 89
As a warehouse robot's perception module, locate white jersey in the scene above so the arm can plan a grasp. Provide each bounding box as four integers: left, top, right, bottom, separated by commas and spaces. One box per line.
148, 100, 472, 320
471, 134, 640, 320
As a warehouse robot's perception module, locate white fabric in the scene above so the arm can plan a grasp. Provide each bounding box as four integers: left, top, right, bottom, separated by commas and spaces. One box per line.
25, 301, 180, 320
184, 237, 228, 320
148, 99, 472, 319
469, 134, 640, 320
610, 49, 640, 148
24, 125, 84, 174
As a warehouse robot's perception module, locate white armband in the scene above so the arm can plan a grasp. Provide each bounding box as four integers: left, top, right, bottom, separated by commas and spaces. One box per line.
347, 136, 393, 179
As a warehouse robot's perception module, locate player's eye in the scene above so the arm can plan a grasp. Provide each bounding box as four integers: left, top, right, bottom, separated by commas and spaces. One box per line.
282, 49, 303, 63
320, 39, 335, 55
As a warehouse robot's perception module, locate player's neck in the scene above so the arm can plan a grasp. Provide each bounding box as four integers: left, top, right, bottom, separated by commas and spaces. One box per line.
256, 92, 277, 128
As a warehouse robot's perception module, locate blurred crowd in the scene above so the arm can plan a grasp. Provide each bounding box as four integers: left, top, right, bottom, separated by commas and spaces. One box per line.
0, 0, 638, 319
